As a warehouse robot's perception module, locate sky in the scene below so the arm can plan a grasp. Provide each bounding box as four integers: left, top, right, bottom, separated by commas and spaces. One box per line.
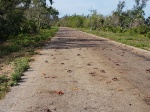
47, 0, 150, 18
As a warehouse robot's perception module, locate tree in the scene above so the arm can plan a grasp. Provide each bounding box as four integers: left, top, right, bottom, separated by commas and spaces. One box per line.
131, 0, 149, 27
0, 0, 31, 40
145, 16, 150, 26
0, 0, 56, 40
112, 1, 126, 27
58, 0, 150, 35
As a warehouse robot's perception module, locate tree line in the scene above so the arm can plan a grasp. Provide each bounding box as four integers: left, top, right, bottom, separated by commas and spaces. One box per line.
58, 0, 150, 38
0, 0, 59, 41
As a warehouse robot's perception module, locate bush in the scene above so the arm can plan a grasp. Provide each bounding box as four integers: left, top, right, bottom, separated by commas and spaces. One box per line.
0, 44, 21, 56
14, 58, 29, 73
112, 28, 117, 33
137, 25, 150, 34
146, 32, 150, 39
127, 28, 137, 36
12, 73, 21, 82
21, 20, 37, 33
115, 26, 123, 33
0, 75, 9, 84
0, 75, 10, 99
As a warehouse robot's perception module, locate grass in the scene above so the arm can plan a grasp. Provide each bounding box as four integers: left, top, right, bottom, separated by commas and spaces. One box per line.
11, 58, 29, 86
0, 58, 29, 98
0, 75, 9, 99
0, 27, 58, 59
0, 27, 58, 99
78, 28, 150, 50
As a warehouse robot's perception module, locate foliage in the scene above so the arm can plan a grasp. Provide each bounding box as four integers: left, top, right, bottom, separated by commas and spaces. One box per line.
0, 0, 30, 39
136, 25, 150, 34
79, 28, 150, 50
0, 58, 29, 99
59, 0, 150, 37
0, 27, 58, 99
59, 14, 84, 28
11, 57, 29, 86
0, 75, 10, 99
145, 17, 150, 26
0, 27, 58, 58
0, 0, 59, 41
146, 32, 150, 39
21, 20, 37, 33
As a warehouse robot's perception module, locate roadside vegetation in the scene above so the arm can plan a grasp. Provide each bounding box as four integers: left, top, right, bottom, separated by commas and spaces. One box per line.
0, 57, 29, 99
0, 0, 59, 99
58, 0, 150, 50
0, 27, 58, 99
0, 0, 58, 41
0, 28, 58, 62
79, 28, 150, 50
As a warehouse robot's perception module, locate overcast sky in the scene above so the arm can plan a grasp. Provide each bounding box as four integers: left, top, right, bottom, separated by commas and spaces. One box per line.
48, 0, 150, 18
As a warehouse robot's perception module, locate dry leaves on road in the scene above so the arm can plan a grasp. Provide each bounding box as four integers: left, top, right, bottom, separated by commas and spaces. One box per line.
112, 77, 119, 81
146, 69, 150, 73
100, 70, 106, 73
56, 91, 64, 95
67, 70, 72, 73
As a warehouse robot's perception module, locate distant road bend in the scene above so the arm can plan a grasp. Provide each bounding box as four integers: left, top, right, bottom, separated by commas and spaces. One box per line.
0, 27, 150, 112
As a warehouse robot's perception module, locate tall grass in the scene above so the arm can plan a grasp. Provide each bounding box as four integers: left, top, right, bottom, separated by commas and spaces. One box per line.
0, 75, 9, 99
78, 28, 150, 50
11, 58, 29, 86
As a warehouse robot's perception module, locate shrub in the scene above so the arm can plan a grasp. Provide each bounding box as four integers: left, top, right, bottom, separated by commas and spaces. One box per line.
11, 72, 21, 82
112, 28, 117, 33
128, 29, 133, 35
21, 20, 37, 33
0, 44, 21, 56
0, 75, 10, 99
116, 26, 123, 33
146, 32, 150, 39
127, 28, 137, 36
137, 25, 150, 34
0, 75, 9, 84
14, 58, 29, 73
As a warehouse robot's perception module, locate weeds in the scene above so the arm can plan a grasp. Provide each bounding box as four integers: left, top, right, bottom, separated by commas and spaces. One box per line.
78, 28, 150, 50
0, 58, 29, 99
0, 27, 58, 99
10, 58, 29, 86
0, 44, 21, 57
146, 32, 150, 39
0, 27, 58, 58
0, 75, 9, 99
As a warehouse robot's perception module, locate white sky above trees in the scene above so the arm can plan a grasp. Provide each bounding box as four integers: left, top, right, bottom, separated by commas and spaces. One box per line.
47, 0, 150, 18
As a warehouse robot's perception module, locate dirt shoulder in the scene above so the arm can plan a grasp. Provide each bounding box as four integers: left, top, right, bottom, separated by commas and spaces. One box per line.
0, 27, 150, 112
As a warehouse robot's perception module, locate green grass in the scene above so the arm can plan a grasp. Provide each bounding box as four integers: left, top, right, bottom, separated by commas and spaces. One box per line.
10, 57, 29, 86
78, 28, 150, 50
0, 58, 29, 98
0, 27, 58, 99
0, 27, 58, 62
0, 75, 10, 99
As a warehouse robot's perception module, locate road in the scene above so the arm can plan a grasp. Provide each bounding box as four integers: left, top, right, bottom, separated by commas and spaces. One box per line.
0, 27, 150, 112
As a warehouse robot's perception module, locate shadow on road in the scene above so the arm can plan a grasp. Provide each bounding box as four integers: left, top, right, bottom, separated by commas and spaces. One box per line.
46, 37, 108, 49
44, 28, 113, 49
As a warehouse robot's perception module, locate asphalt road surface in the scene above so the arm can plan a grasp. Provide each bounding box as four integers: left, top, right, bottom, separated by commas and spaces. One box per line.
0, 27, 150, 112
